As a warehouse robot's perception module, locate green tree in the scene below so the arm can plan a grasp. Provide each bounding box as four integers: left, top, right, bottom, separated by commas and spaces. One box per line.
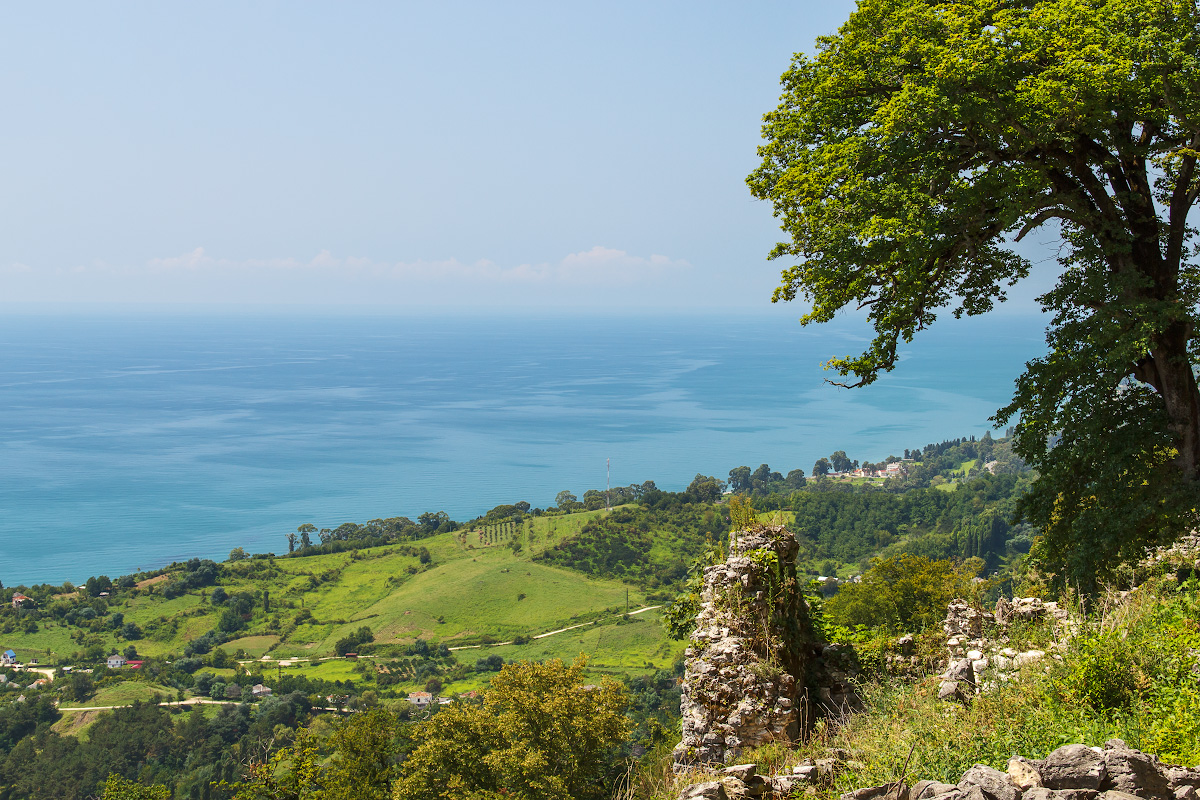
748, 0, 1200, 590
298, 523, 316, 549
728, 465, 753, 493
225, 728, 325, 799
322, 709, 400, 800
685, 473, 726, 503
829, 451, 853, 474
825, 554, 979, 633
102, 774, 171, 799
394, 658, 629, 800
812, 458, 832, 477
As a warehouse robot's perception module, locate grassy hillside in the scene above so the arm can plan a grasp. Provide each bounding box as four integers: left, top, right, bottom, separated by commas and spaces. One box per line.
0, 507, 670, 675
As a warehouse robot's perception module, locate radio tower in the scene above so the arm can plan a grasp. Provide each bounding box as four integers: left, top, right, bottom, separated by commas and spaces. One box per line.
606, 458, 611, 511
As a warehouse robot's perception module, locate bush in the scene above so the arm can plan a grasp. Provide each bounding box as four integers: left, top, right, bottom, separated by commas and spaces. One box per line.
825, 554, 978, 633
1058, 631, 1145, 711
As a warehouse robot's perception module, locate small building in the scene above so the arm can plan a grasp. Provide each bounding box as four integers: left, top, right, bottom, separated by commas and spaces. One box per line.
125, 660, 144, 670
106, 654, 127, 669
10, 594, 29, 609
251, 684, 272, 698
407, 691, 433, 708
1, 649, 17, 666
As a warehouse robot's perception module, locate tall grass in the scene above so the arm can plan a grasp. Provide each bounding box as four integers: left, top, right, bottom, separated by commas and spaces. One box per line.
626, 575, 1200, 799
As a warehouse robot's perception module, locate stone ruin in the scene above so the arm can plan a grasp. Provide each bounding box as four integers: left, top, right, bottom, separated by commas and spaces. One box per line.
673, 525, 815, 769
937, 596, 1072, 703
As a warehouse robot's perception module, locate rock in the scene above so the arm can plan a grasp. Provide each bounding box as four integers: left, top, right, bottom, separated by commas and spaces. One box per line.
912, 781, 962, 800
793, 765, 818, 781
681, 780, 729, 800
959, 764, 1022, 800
771, 776, 797, 796
1014, 651, 1046, 668
842, 785, 907, 800
939, 680, 967, 703
1025, 791, 1098, 800
719, 777, 755, 800
1009, 757, 1044, 789
1174, 789, 1198, 800
939, 657, 977, 703
898, 635, 915, 656
1041, 745, 1107, 791
945, 657, 977, 684
723, 764, 757, 781
1166, 768, 1200, 792
1101, 741, 1171, 799
1098, 792, 1144, 800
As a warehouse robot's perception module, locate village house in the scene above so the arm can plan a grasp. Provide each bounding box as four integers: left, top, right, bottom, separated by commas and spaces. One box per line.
407, 691, 433, 708
1, 649, 17, 666
251, 684, 272, 698
10, 594, 30, 609
106, 654, 126, 669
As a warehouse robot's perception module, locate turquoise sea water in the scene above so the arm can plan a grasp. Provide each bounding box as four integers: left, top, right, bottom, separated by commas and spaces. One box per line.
0, 311, 1045, 585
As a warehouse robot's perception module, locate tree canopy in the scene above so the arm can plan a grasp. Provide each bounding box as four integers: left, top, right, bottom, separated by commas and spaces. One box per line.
748, 0, 1200, 590
394, 658, 629, 800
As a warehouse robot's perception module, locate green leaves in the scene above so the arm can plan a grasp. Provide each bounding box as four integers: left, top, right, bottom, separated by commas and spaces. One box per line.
752, 0, 1200, 587
394, 658, 629, 800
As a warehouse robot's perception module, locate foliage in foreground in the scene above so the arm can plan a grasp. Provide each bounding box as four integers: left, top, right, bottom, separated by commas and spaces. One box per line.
394, 658, 630, 800
749, 0, 1200, 592
824, 554, 984, 634
634, 573, 1200, 799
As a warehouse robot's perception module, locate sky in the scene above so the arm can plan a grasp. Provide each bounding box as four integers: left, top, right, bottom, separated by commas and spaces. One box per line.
0, 2, 1062, 312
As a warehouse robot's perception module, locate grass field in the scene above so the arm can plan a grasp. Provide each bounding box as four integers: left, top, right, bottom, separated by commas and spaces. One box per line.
60, 681, 177, 709
1, 508, 671, 682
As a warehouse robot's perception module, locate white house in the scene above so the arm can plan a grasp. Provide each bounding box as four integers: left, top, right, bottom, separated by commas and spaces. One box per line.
106, 654, 127, 669
407, 691, 433, 708
1, 649, 16, 666
251, 684, 272, 698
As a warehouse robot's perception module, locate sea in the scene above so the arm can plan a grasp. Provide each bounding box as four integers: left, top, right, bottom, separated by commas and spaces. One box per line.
0, 310, 1046, 585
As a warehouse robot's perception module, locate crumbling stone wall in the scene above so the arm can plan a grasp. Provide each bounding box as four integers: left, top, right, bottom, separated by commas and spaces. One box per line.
938, 597, 1072, 703
674, 525, 815, 768
675, 740, 1200, 800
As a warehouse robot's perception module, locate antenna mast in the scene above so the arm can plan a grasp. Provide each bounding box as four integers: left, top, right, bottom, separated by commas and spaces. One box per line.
606, 458, 611, 511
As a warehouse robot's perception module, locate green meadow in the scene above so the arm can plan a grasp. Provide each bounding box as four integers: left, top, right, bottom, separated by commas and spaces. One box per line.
0, 507, 673, 684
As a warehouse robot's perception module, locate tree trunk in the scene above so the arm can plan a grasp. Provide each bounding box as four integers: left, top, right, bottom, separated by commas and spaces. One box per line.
1151, 321, 1200, 482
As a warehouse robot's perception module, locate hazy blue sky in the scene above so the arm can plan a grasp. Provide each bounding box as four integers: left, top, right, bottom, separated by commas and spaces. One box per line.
0, 2, 1060, 311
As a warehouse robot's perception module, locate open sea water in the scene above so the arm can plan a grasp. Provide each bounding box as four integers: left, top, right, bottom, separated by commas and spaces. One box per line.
0, 310, 1046, 585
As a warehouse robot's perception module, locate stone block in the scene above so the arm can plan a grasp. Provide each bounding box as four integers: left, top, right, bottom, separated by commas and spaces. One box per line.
959, 764, 1021, 800
1102, 743, 1171, 799
1009, 756, 1044, 789
1041, 745, 1107, 791
681, 780, 729, 800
